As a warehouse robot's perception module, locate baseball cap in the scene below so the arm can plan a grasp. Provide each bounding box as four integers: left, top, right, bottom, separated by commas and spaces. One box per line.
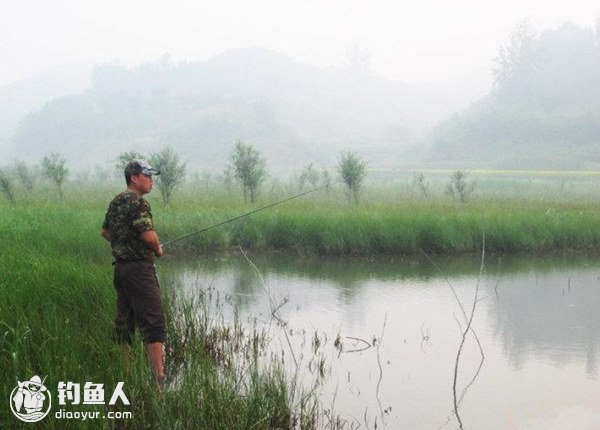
124, 160, 161, 177
24, 375, 47, 391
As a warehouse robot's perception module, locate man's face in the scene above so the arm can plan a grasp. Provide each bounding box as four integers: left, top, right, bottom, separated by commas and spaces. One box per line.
131, 174, 153, 195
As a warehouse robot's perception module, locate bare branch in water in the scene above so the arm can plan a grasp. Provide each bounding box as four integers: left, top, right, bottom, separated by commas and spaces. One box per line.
420, 322, 433, 353
344, 336, 373, 353
452, 231, 486, 429
238, 245, 298, 369
375, 314, 388, 423
423, 229, 486, 430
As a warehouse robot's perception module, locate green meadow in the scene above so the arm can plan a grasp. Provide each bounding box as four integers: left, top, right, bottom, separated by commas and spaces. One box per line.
2, 171, 600, 428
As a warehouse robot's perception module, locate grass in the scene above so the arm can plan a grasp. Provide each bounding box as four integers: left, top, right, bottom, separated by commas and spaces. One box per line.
166, 173, 600, 256
3, 174, 600, 427
158, 188, 600, 256
0, 205, 295, 429
5, 176, 600, 257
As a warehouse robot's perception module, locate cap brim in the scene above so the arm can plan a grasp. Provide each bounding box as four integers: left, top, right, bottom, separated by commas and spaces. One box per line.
25, 382, 46, 390
142, 168, 160, 175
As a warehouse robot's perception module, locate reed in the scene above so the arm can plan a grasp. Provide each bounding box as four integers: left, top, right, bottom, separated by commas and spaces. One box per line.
4, 182, 600, 257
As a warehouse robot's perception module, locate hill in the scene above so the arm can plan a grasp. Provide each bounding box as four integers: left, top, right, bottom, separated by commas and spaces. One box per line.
11, 48, 453, 173
0, 65, 90, 140
423, 22, 600, 170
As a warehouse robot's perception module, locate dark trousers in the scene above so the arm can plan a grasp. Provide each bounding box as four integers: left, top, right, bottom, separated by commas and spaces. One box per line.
113, 260, 166, 344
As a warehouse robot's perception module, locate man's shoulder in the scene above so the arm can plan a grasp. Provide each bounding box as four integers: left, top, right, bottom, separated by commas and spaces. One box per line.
110, 190, 146, 206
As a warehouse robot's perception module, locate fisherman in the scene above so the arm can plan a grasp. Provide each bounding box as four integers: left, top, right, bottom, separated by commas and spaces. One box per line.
101, 160, 165, 388
12, 375, 47, 413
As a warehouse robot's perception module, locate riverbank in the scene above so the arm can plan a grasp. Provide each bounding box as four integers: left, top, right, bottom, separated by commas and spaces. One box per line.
161, 205, 600, 256
0, 205, 297, 429
3, 186, 600, 427
4, 185, 600, 257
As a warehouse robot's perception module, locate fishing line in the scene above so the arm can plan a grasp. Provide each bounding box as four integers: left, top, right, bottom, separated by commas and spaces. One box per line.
161, 183, 331, 247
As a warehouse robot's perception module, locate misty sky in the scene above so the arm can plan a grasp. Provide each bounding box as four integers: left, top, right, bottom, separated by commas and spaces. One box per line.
1, 0, 598, 88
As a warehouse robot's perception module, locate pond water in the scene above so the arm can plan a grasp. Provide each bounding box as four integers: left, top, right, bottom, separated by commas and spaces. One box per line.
159, 252, 600, 430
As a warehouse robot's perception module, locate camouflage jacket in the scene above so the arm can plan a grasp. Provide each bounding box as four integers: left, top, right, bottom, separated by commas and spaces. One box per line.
102, 190, 155, 262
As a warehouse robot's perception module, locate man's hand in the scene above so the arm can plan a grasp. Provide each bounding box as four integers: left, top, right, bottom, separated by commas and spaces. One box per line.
101, 229, 111, 242
140, 230, 163, 257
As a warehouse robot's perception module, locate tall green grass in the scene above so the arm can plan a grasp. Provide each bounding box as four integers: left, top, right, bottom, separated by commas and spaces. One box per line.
158, 199, 600, 256
3, 179, 600, 427
4, 181, 600, 256
0, 206, 295, 429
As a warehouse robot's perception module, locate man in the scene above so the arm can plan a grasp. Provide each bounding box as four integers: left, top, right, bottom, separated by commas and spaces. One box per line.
13, 375, 47, 414
101, 160, 165, 388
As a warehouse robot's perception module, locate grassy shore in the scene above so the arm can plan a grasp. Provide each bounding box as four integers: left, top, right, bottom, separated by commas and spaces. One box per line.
4, 180, 600, 257
3, 178, 600, 427
0, 203, 297, 429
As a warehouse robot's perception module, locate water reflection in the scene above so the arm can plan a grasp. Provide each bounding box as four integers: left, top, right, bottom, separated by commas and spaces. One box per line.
160, 252, 600, 372
159, 252, 600, 429
489, 269, 600, 378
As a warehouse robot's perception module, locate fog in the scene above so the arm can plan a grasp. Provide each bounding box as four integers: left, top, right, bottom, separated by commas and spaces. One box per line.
1, 0, 598, 86
1, 0, 599, 172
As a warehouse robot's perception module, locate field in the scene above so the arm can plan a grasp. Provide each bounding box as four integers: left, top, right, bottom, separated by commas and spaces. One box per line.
2, 170, 600, 428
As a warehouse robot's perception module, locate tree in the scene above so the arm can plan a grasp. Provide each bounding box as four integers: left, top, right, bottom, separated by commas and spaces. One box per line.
231, 141, 266, 203
337, 151, 366, 204
446, 171, 476, 203
299, 163, 320, 190
219, 165, 234, 192
493, 18, 539, 99
0, 168, 15, 205
114, 151, 145, 175
413, 172, 430, 198
14, 160, 35, 203
149, 148, 186, 206
41, 153, 69, 200
321, 168, 331, 193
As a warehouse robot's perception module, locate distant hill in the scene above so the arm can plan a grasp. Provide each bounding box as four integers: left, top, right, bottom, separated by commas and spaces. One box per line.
0, 65, 90, 139
12, 25, 599, 174
10, 48, 482, 173
423, 22, 600, 170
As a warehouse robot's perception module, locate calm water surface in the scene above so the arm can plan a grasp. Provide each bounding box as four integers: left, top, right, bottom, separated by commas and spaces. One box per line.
160, 253, 600, 430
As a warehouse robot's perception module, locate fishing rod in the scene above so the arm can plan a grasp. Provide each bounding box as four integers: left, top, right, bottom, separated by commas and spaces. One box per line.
161, 183, 330, 247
